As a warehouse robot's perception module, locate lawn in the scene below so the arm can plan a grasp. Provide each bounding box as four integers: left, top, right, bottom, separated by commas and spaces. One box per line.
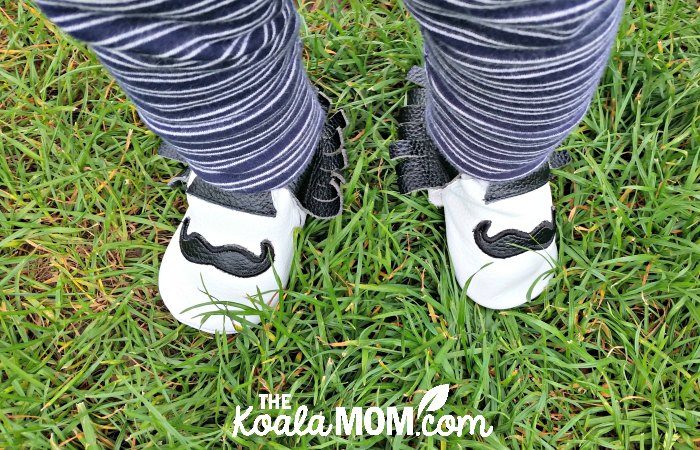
1, 0, 699, 448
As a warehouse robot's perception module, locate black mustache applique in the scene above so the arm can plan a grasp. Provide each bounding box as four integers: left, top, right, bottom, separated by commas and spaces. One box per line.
473, 209, 556, 259
179, 218, 274, 278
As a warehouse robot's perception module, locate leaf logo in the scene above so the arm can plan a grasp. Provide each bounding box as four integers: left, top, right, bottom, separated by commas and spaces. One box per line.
417, 384, 450, 417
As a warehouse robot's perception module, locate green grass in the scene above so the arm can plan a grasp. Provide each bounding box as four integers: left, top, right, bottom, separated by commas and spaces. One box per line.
1, 0, 699, 448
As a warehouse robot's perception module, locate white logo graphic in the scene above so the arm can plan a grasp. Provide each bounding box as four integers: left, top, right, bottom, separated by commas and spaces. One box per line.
231, 384, 493, 438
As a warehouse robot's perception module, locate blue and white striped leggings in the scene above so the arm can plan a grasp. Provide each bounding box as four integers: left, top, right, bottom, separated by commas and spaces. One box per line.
37, 0, 624, 192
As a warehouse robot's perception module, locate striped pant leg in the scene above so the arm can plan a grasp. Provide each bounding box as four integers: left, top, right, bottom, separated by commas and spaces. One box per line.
402, 0, 625, 181
36, 0, 325, 193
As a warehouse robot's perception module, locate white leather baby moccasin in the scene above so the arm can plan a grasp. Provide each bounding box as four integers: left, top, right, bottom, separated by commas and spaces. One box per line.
159, 175, 306, 334
157, 109, 347, 333
390, 67, 567, 309
428, 171, 559, 309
